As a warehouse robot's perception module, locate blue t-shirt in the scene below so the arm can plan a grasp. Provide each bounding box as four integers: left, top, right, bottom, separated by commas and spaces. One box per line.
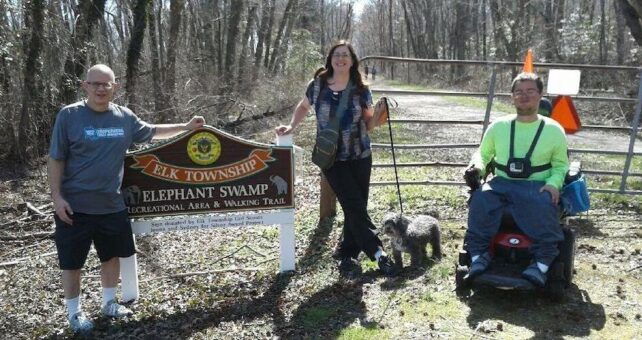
305, 78, 374, 160
49, 101, 155, 214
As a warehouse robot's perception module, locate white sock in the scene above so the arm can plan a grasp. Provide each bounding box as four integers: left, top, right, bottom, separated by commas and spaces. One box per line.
66, 296, 81, 319
102, 287, 117, 307
374, 249, 387, 261
537, 262, 549, 273
471, 255, 480, 263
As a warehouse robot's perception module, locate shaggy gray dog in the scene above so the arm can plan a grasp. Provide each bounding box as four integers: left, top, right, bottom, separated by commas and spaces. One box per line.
382, 213, 442, 268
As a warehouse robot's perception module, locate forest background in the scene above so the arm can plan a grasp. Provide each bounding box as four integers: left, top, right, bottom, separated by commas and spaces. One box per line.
1, 0, 642, 165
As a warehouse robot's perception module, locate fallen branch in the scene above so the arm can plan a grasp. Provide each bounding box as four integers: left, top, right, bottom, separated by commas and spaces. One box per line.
628, 264, 642, 272
0, 251, 57, 267
26, 202, 47, 216
141, 267, 262, 282
1, 210, 53, 228
0, 231, 54, 241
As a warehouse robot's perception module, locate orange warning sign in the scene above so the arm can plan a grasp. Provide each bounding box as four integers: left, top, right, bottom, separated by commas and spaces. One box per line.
522, 49, 534, 73
551, 95, 581, 134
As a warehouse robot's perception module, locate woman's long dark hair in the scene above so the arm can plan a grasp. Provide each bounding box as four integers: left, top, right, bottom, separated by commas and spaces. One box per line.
313, 40, 367, 92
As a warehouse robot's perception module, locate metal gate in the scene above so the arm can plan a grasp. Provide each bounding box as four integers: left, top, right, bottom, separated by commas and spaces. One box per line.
363, 56, 642, 195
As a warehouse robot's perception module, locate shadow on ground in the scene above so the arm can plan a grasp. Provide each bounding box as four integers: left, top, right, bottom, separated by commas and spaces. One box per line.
464, 284, 605, 338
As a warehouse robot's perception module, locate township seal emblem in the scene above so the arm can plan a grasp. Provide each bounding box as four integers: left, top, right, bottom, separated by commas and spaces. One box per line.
187, 132, 221, 165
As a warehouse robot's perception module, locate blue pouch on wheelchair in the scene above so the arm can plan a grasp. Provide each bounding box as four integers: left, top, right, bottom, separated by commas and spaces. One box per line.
561, 174, 590, 215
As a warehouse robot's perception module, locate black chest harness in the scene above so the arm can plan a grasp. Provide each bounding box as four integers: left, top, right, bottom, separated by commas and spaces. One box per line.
492, 119, 551, 178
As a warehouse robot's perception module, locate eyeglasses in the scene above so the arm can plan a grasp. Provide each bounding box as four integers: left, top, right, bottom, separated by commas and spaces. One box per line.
332, 53, 351, 59
86, 81, 114, 90
513, 88, 539, 97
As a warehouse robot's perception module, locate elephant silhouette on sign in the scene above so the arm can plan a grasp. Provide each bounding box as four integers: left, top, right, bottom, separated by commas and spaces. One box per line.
270, 175, 288, 195
123, 185, 141, 206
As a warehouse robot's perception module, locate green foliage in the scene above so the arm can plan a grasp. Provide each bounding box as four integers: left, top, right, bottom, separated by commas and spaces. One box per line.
285, 29, 324, 81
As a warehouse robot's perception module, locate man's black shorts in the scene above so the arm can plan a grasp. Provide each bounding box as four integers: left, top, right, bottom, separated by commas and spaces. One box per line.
54, 209, 136, 270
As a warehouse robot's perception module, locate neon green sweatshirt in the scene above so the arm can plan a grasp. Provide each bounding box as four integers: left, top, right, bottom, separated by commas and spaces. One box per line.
471, 115, 569, 189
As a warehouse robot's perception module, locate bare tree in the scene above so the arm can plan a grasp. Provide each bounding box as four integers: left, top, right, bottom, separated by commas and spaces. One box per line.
147, 0, 163, 114
59, 0, 106, 106
225, 0, 244, 82
238, 3, 258, 88
125, 0, 149, 111
14, 0, 45, 162
163, 0, 184, 117
617, 0, 642, 47
254, 0, 273, 79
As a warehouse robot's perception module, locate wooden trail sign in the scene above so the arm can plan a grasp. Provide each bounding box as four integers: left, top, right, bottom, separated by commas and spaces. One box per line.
121, 126, 294, 217
119, 127, 296, 301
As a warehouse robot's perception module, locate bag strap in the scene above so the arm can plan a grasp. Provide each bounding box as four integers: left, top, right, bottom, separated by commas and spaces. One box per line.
509, 119, 545, 159
327, 79, 354, 130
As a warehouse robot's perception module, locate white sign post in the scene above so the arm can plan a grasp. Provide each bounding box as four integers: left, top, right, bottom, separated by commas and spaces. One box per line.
120, 134, 296, 302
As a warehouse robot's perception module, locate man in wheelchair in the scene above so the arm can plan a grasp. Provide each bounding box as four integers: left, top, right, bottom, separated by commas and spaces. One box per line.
463, 72, 569, 287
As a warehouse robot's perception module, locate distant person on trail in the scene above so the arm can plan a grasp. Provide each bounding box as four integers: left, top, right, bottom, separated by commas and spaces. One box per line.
274, 40, 398, 278
463, 72, 569, 287
364, 64, 369, 80
371, 66, 377, 80
48, 64, 205, 334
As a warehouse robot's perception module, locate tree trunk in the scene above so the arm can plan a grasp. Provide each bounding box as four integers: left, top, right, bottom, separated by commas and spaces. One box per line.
15, 0, 45, 162
401, 0, 418, 57
614, 0, 628, 64
617, 0, 642, 47
225, 0, 244, 83
319, 0, 326, 54
164, 0, 183, 117
599, 0, 607, 64
238, 3, 257, 89
268, 0, 297, 73
272, 0, 301, 73
388, 0, 394, 80
125, 0, 148, 112
59, 0, 106, 106
262, 0, 276, 68
254, 0, 272, 79
147, 0, 163, 114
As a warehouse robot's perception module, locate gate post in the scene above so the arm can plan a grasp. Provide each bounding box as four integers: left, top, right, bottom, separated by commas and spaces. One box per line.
120, 238, 139, 302
319, 174, 337, 219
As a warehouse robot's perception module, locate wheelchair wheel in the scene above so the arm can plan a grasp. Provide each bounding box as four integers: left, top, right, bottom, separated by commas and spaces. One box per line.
458, 249, 470, 266
558, 227, 576, 286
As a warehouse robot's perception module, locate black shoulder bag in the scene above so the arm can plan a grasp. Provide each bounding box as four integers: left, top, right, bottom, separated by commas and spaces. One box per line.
311, 80, 354, 170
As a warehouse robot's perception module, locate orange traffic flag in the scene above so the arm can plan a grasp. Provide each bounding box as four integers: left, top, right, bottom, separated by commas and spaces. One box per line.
522, 49, 534, 73
551, 95, 581, 134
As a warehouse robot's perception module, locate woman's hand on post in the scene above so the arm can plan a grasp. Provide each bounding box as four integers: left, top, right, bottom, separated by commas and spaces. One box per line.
275, 124, 294, 136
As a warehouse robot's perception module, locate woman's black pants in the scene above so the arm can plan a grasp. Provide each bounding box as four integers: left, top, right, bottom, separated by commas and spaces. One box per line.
323, 156, 383, 260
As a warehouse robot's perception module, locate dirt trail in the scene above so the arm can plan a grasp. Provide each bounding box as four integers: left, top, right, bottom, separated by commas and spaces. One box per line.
371, 78, 642, 154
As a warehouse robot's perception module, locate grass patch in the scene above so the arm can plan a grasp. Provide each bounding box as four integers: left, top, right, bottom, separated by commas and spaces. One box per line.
444, 96, 514, 113
400, 290, 467, 325
338, 325, 391, 340
300, 306, 335, 329
377, 79, 428, 91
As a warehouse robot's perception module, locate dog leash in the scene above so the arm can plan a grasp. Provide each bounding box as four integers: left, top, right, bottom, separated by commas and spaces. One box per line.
382, 97, 403, 216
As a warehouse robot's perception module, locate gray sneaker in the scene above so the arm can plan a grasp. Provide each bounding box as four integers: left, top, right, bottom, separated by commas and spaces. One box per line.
68, 312, 94, 334
101, 299, 133, 318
